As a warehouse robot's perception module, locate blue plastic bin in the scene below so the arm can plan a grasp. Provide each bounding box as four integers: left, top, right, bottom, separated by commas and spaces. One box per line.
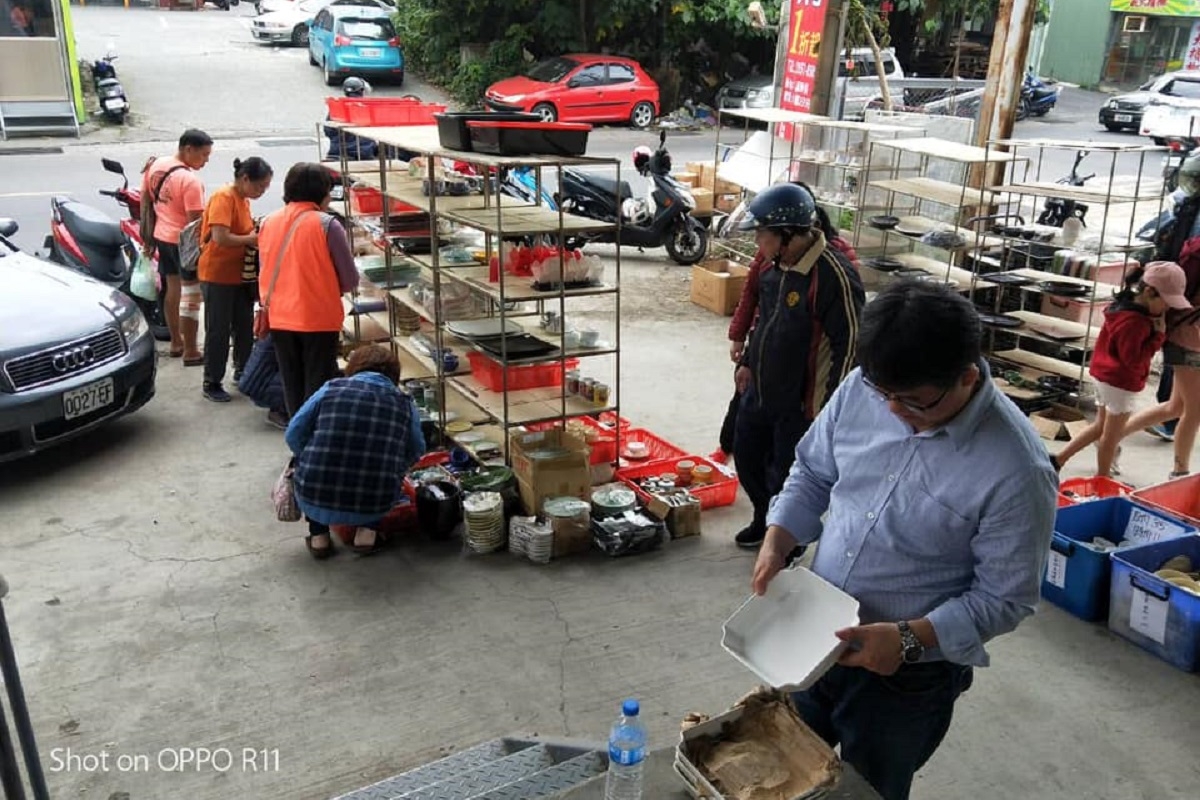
1042, 498, 1196, 621
1108, 534, 1200, 672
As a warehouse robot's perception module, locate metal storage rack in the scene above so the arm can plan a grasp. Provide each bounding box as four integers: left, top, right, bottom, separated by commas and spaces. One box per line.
339, 124, 623, 461
857, 136, 1026, 293
971, 139, 1165, 395
707, 109, 921, 263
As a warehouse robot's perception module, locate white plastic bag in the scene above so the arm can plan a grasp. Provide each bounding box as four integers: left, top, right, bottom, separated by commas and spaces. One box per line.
129, 251, 158, 301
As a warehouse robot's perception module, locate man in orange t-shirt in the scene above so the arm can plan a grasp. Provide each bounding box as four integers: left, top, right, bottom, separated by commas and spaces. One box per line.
198, 157, 273, 403
142, 129, 212, 361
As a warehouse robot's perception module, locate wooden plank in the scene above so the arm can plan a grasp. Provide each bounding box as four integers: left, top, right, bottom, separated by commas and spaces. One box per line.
873, 137, 1026, 163
871, 177, 997, 207
994, 349, 1086, 381
991, 181, 1162, 204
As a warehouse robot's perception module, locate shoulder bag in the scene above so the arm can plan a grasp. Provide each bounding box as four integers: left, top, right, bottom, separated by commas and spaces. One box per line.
254, 210, 315, 340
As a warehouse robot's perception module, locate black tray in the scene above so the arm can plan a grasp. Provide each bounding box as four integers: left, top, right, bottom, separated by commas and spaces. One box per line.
531, 278, 602, 292
866, 257, 906, 272
467, 121, 591, 157
472, 333, 559, 359
978, 311, 1023, 328
435, 112, 541, 151
1039, 280, 1090, 297
983, 272, 1035, 286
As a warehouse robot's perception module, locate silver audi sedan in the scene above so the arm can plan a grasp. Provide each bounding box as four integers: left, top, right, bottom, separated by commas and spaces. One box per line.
0, 218, 156, 463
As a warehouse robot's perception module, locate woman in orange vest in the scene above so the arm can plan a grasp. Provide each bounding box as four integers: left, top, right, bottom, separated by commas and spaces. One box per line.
257, 163, 358, 416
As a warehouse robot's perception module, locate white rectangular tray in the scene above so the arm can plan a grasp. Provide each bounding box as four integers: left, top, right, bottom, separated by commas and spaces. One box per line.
721, 567, 860, 690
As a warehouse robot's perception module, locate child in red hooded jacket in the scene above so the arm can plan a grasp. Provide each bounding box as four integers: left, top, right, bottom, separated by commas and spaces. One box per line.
1053, 261, 1193, 477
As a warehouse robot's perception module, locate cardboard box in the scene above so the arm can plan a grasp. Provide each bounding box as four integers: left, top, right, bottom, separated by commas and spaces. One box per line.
691, 259, 749, 316
1031, 404, 1090, 441
647, 491, 702, 538
673, 171, 699, 187
509, 429, 592, 515
714, 177, 742, 196
691, 187, 714, 214
550, 513, 593, 557
715, 192, 740, 213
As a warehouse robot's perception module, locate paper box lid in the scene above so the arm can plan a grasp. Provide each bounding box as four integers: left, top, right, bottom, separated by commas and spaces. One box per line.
721, 567, 860, 690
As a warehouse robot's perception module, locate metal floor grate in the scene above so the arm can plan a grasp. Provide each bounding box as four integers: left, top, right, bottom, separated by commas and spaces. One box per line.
332, 737, 606, 800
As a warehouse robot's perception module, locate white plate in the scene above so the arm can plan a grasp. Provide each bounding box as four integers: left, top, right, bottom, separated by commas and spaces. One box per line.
721, 566, 860, 690
446, 318, 525, 339
455, 431, 485, 443
577, 339, 612, 350
63, 377, 114, 420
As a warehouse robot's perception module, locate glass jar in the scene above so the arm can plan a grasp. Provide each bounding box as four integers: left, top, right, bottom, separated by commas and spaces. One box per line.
593, 382, 610, 407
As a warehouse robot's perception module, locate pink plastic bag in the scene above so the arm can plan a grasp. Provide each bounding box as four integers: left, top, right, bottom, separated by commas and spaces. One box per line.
272, 460, 302, 522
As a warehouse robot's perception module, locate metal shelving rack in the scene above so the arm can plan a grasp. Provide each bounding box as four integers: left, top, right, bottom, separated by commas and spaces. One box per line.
340, 124, 624, 461
970, 138, 1165, 396
857, 136, 1027, 294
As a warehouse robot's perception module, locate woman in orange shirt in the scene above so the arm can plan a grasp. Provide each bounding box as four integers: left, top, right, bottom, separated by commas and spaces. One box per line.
199, 157, 273, 403
257, 163, 358, 416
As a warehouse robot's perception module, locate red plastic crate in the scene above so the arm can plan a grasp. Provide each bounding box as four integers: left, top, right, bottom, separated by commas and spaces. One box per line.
1058, 476, 1134, 506
466, 351, 580, 392
525, 416, 617, 465
615, 428, 688, 477
326, 97, 353, 122
1132, 473, 1200, 525
350, 186, 420, 216
345, 99, 447, 127
619, 455, 739, 510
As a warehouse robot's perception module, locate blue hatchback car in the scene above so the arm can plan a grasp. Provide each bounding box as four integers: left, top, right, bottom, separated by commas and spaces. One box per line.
309, 5, 404, 86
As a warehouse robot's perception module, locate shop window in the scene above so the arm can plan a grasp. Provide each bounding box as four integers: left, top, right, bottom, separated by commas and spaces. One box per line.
2, 0, 55, 37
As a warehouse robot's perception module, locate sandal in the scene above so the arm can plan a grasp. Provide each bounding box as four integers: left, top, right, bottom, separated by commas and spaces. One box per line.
305, 533, 334, 560
168, 349, 184, 358
349, 527, 387, 556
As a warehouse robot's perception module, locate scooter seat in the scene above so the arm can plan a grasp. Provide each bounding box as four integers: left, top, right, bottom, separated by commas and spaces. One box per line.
565, 169, 632, 201
56, 200, 125, 248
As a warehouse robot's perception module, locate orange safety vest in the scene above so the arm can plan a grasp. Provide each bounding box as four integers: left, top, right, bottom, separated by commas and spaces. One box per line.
258, 202, 344, 333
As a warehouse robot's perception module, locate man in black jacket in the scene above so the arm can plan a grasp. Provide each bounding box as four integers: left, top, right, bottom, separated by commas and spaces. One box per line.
732, 183, 865, 548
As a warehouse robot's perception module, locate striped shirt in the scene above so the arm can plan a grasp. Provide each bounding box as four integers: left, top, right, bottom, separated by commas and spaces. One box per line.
766, 362, 1058, 667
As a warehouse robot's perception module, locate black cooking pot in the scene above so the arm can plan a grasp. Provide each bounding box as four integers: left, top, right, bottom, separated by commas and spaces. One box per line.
416, 479, 463, 540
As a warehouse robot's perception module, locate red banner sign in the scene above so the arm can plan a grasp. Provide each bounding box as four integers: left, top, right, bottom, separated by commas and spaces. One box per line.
778, 0, 829, 138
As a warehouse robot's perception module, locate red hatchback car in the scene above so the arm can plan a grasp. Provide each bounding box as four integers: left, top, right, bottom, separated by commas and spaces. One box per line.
484, 54, 660, 129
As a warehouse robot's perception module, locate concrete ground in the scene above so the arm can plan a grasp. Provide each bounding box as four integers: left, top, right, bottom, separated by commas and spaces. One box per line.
1, 10, 1199, 799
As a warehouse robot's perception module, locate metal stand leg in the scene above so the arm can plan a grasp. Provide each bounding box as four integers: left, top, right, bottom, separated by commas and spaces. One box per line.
0, 578, 48, 800
0, 693, 28, 800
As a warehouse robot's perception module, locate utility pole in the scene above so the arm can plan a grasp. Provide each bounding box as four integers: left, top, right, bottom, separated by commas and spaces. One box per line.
975, 0, 1038, 152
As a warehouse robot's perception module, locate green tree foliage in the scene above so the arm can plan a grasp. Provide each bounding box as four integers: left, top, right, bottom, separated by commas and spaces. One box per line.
395, 0, 778, 107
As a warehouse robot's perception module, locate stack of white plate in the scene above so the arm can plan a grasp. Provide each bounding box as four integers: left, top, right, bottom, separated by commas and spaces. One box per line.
463, 491, 505, 554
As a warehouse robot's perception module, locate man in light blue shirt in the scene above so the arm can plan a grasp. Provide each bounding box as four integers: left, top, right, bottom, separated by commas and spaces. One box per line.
752, 281, 1057, 800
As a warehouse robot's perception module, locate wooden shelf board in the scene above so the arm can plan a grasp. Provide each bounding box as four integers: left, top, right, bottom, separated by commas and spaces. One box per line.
343, 124, 621, 169
352, 171, 539, 214
993, 349, 1085, 380
888, 253, 996, 289
991, 181, 1163, 204
448, 375, 615, 426
874, 137, 1027, 164
442, 206, 616, 235
871, 177, 997, 207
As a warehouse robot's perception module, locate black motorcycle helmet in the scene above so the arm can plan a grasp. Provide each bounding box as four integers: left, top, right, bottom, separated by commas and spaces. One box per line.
342, 77, 370, 98
737, 182, 816, 250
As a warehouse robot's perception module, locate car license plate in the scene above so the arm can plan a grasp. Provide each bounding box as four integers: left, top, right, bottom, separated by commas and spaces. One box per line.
1114, 114, 1132, 123
103, 98, 124, 110
63, 378, 114, 420
359, 47, 381, 58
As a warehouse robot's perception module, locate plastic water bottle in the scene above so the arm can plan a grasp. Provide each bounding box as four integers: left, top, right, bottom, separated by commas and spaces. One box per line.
604, 698, 647, 800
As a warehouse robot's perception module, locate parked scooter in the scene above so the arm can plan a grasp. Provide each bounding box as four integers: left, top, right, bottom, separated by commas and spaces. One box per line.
91, 51, 129, 124
1037, 150, 1093, 227
556, 132, 708, 265
43, 158, 170, 341
1016, 70, 1060, 121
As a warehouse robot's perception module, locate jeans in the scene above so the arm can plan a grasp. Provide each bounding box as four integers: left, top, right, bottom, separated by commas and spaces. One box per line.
732, 386, 810, 536
201, 282, 255, 388
272, 330, 340, 417
792, 662, 974, 800
1158, 366, 1179, 435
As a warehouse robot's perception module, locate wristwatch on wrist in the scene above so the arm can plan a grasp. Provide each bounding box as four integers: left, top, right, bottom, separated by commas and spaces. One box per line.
898, 620, 924, 664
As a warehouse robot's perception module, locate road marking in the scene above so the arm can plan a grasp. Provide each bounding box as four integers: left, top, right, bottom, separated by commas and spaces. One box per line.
0, 191, 69, 198
158, 15, 169, 29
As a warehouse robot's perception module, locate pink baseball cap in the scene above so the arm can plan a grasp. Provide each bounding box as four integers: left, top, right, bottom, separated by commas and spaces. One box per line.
1143, 261, 1193, 310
